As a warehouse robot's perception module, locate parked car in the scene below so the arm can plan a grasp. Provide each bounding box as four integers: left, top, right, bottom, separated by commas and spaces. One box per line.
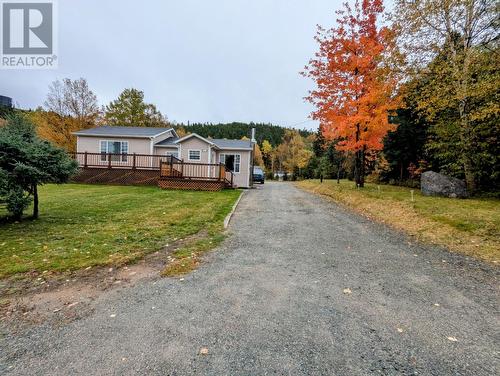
253, 167, 265, 184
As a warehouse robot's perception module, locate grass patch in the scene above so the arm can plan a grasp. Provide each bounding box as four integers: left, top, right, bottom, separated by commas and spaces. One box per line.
0, 184, 241, 278
296, 179, 500, 263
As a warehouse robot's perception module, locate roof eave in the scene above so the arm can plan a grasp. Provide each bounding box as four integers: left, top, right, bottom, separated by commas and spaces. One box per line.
217, 147, 253, 151
174, 133, 217, 146
72, 127, 175, 138
72, 132, 156, 139
154, 144, 178, 148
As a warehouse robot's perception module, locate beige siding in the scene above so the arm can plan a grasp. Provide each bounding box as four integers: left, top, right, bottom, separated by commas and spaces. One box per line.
178, 137, 212, 163
153, 146, 178, 156
77, 135, 152, 155
215, 149, 252, 188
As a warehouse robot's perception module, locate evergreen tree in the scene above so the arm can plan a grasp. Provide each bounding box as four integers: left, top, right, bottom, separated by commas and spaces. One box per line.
382, 107, 428, 182
0, 115, 78, 220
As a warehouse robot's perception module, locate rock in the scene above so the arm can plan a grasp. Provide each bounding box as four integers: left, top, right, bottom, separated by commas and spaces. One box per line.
421, 171, 468, 198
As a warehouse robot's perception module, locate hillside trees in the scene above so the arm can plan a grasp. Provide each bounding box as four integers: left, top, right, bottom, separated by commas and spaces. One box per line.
303, 0, 400, 187
179, 122, 312, 147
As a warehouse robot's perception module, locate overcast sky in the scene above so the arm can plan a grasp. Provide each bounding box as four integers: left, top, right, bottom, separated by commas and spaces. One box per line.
1, 0, 391, 130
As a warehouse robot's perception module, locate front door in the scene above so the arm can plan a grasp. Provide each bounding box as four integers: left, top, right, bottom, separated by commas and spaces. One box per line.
225, 155, 235, 172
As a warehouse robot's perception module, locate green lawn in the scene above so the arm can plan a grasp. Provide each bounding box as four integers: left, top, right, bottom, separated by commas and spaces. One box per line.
0, 184, 241, 278
297, 179, 500, 263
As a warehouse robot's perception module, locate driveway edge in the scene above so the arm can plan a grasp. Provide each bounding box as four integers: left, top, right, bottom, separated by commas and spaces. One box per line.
224, 190, 244, 229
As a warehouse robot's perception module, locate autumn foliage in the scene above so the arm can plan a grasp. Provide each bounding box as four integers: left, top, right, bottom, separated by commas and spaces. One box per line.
303, 0, 399, 186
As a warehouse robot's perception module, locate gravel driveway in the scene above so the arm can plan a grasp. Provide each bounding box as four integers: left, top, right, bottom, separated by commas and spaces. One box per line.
1, 182, 498, 375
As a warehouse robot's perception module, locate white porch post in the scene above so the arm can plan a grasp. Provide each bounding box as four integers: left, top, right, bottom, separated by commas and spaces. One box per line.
208, 145, 212, 178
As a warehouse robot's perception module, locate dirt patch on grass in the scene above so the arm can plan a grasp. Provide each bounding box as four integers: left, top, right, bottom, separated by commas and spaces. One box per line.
0, 231, 220, 331
161, 231, 226, 277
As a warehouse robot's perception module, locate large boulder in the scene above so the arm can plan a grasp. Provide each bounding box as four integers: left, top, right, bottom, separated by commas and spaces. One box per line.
421, 171, 468, 198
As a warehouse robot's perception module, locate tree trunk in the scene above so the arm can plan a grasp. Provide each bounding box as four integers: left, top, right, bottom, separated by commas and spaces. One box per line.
32, 184, 39, 219
462, 147, 476, 193
458, 99, 476, 194
359, 148, 365, 187
354, 149, 365, 187
353, 124, 364, 187
337, 161, 341, 184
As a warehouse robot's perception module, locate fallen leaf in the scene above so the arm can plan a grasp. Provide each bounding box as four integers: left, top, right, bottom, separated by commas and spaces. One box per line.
397, 328, 403, 333
343, 288, 352, 294
447, 336, 458, 342
199, 347, 209, 355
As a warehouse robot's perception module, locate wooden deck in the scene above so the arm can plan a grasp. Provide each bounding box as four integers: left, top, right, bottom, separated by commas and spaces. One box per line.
71, 152, 234, 191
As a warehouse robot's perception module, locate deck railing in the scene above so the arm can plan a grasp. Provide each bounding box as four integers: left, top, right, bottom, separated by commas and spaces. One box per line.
160, 159, 234, 185
70, 152, 179, 170
70, 152, 234, 185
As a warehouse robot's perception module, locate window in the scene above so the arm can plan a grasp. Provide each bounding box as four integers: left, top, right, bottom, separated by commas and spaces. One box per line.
165, 150, 178, 159
100, 141, 128, 162
219, 153, 240, 173
188, 150, 201, 161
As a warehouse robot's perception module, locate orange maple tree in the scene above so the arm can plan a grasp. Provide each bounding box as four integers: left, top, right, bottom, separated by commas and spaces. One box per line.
303, 0, 399, 186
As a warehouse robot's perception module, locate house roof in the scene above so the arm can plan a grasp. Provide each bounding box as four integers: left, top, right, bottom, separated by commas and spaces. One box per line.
73, 126, 175, 138
211, 139, 253, 150
172, 133, 253, 150
154, 136, 179, 146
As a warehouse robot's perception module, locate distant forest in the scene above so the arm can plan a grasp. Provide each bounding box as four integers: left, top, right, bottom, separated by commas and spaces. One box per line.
177, 122, 312, 146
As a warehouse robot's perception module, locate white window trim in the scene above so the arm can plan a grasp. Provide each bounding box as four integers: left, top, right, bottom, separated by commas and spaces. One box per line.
188, 149, 202, 161
100, 140, 129, 163
219, 153, 241, 174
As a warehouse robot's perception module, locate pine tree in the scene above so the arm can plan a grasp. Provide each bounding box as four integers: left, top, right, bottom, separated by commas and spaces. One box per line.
0, 115, 78, 220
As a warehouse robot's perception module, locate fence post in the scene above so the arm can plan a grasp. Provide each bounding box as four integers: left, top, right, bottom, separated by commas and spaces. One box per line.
132, 153, 136, 169
108, 153, 112, 169
170, 155, 174, 176
181, 160, 184, 177
84, 152, 88, 168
